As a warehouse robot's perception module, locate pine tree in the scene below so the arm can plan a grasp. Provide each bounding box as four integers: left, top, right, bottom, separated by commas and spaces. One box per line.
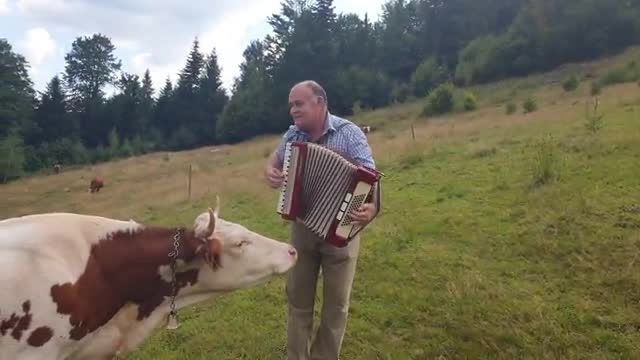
112, 72, 144, 140
199, 48, 228, 142
33, 75, 75, 143
140, 69, 155, 145
142, 69, 154, 101
312, 0, 336, 28
0, 39, 35, 140
151, 77, 175, 147
264, 0, 305, 77
177, 38, 204, 97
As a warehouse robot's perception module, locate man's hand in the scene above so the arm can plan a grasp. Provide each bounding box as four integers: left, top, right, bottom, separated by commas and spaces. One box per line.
265, 166, 284, 189
349, 203, 377, 225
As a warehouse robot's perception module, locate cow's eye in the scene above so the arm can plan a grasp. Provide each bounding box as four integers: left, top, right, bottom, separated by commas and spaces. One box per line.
237, 239, 250, 247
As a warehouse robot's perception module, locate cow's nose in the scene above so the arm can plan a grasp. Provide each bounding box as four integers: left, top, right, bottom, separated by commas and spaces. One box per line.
288, 247, 297, 258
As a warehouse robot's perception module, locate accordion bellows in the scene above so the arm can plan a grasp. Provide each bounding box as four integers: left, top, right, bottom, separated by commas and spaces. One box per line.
277, 141, 382, 247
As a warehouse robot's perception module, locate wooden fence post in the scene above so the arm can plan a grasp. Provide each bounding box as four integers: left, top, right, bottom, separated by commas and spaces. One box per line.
188, 164, 192, 201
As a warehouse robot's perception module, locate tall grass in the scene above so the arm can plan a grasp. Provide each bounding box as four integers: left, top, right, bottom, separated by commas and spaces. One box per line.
531, 134, 562, 187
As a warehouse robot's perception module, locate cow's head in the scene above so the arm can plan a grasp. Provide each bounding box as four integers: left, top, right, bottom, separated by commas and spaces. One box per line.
190, 196, 297, 291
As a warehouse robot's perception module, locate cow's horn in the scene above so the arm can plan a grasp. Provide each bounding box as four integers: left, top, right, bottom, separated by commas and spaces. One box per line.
207, 207, 216, 236
214, 194, 220, 217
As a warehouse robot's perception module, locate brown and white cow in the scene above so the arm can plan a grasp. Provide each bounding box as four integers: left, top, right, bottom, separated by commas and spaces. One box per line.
0, 197, 297, 359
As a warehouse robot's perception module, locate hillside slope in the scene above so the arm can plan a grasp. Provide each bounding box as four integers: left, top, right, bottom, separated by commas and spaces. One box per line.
1, 48, 640, 359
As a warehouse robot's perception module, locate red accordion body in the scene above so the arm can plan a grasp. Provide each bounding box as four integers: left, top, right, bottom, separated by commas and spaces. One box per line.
276, 141, 382, 247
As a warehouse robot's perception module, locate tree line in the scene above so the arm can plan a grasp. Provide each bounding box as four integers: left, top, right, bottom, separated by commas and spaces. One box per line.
2, 0, 640, 182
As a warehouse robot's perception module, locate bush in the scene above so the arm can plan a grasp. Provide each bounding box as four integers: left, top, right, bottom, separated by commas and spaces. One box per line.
352, 100, 364, 115
600, 68, 629, 86
532, 134, 562, 187
590, 81, 602, 95
0, 132, 26, 183
91, 145, 108, 164
596, 60, 639, 90
422, 83, 455, 116
334, 65, 393, 114
584, 97, 604, 134
391, 82, 410, 103
71, 141, 90, 164
410, 57, 449, 97
522, 97, 537, 113
463, 91, 478, 111
562, 75, 579, 91
505, 102, 517, 115
120, 139, 134, 157
32, 138, 84, 168
628, 60, 639, 80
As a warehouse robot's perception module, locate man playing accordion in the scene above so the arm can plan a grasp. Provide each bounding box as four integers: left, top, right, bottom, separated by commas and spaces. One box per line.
264, 80, 380, 360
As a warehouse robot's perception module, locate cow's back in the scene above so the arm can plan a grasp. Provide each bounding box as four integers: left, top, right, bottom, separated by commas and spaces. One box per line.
0, 213, 141, 359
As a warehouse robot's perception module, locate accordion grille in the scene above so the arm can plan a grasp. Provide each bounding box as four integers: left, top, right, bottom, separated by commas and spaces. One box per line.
298, 144, 357, 238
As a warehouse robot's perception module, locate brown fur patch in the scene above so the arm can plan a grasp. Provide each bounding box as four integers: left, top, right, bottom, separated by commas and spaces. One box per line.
0, 300, 32, 340
27, 326, 54, 347
204, 237, 223, 269
49, 226, 206, 340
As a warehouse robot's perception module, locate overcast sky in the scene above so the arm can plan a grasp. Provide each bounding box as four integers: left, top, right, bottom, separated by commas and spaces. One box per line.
0, 0, 386, 96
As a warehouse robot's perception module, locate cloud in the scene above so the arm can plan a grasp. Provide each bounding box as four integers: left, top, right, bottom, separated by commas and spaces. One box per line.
14, 0, 284, 92
200, 0, 281, 89
21, 27, 57, 65
0, 0, 9, 14
10, 0, 386, 94
127, 51, 183, 93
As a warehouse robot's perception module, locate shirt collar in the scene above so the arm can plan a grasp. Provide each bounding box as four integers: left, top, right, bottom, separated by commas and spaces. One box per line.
294, 111, 336, 138
322, 112, 336, 135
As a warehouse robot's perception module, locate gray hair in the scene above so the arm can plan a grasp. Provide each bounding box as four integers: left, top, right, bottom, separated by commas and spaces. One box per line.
296, 80, 328, 106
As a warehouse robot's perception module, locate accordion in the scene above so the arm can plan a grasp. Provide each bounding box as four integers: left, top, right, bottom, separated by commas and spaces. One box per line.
276, 141, 383, 247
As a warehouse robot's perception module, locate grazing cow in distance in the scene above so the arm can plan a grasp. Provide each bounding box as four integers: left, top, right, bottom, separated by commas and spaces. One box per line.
0, 196, 298, 359
359, 125, 374, 134
89, 176, 104, 193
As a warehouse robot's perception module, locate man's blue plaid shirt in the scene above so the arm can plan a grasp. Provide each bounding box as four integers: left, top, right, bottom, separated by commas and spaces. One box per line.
275, 112, 376, 170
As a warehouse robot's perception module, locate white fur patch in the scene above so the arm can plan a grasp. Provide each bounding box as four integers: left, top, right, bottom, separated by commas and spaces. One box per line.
157, 260, 185, 282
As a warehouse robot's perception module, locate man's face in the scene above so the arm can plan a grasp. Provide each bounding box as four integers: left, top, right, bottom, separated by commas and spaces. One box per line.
288, 85, 324, 131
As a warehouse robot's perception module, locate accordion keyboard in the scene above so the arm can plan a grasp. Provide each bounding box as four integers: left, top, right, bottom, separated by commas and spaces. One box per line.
276, 142, 298, 216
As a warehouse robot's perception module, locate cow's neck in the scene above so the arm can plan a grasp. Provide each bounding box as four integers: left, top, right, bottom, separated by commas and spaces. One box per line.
94, 226, 202, 282
50, 225, 205, 340
99, 226, 205, 316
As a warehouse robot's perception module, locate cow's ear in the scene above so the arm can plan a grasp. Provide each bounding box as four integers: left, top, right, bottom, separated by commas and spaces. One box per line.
193, 209, 215, 239
203, 237, 223, 269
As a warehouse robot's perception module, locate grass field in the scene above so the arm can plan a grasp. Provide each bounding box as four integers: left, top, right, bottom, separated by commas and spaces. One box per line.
2, 47, 640, 359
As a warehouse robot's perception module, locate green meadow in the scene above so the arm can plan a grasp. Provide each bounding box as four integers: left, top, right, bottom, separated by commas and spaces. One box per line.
2, 47, 640, 359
